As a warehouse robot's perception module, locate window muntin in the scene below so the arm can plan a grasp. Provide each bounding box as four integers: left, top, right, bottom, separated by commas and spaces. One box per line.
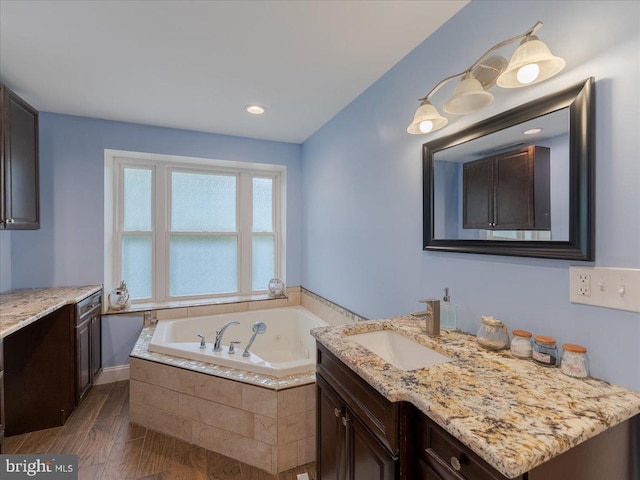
114, 158, 282, 303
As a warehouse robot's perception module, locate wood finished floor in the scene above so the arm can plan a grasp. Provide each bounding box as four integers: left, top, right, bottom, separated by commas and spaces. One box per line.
4, 381, 316, 480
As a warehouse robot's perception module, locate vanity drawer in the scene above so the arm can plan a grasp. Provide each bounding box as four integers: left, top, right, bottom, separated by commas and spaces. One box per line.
317, 343, 399, 454
419, 415, 516, 480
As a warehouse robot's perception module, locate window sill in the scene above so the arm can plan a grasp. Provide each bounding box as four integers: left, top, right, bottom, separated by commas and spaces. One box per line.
104, 293, 288, 316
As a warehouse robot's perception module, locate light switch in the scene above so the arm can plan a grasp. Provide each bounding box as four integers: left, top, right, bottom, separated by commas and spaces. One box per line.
569, 267, 640, 312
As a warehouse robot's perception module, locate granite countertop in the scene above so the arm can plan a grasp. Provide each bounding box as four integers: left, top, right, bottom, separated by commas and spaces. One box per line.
312, 317, 640, 479
0, 285, 103, 338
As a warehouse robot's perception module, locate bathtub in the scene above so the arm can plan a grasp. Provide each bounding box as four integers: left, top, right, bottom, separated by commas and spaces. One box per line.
148, 306, 327, 377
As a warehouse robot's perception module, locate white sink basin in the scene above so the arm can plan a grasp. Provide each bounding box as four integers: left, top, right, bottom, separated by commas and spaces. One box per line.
347, 330, 451, 371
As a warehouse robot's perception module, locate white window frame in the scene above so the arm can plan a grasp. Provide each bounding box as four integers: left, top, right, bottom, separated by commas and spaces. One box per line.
104, 149, 286, 304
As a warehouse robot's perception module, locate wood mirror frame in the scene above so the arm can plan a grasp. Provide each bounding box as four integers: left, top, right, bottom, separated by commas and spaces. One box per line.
423, 77, 594, 260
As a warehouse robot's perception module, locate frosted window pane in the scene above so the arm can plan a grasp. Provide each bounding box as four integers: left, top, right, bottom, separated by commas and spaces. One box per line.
252, 177, 273, 232
122, 235, 152, 299
170, 236, 238, 296
123, 168, 152, 231
252, 236, 274, 291
171, 172, 236, 231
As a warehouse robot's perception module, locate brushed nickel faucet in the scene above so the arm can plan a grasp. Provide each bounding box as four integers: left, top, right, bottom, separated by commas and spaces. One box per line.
419, 299, 440, 337
213, 321, 240, 352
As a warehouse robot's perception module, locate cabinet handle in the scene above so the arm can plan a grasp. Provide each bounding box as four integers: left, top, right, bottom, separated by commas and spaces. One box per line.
450, 456, 461, 471
341, 416, 349, 427
334, 407, 342, 418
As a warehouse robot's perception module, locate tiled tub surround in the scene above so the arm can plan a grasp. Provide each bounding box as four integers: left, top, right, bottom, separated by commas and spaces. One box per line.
312, 317, 640, 479
0, 285, 102, 338
130, 322, 318, 472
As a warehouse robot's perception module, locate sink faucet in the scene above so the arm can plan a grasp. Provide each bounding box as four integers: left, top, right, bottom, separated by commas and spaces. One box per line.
419, 299, 440, 337
213, 320, 240, 352
243, 321, 267, 357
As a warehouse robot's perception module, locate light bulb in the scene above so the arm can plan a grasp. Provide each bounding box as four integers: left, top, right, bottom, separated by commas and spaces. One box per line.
419, 120, 433, 133
246, 105, 266, 115
517, 63, 540, 84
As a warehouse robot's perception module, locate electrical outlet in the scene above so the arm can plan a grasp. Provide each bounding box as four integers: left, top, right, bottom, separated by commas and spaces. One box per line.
570, 267, 640, 312
577, 273, 591, 296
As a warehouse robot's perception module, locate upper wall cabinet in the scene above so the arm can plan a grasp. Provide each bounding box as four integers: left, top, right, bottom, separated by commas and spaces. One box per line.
0, 83, 40, 230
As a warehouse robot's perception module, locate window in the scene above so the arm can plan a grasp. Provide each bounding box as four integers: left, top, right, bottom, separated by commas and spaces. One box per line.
108, 152, 284, 303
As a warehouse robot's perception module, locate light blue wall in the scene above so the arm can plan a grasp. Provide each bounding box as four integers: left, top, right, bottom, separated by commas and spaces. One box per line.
9, 113, 302, 367
302, 1, 640, 391
0, 231, 11, 292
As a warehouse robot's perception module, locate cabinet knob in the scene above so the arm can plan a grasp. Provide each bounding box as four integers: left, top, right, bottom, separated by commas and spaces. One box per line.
341, 416, 349, 427
334, 407, 342, 418
450, 456, 461, 471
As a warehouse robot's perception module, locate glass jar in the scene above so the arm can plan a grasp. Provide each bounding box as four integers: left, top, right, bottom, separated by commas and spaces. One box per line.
561, 344, 589, 378
532, 336, 559, 367
510, 330, 533, 359
477, 316, 510, 350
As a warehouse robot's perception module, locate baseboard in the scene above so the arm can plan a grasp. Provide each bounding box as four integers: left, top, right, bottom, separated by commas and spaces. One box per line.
93, 364, 130, 385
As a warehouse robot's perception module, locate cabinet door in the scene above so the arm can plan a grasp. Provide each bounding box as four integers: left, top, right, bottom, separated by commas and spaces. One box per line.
317, 375, 347, 480
348, 413, 397, 480
90, 313, 102, 379
493, 149, 534, 229
76, 320, 91, 403
1, 85, 39, 229
463, 158, 493, 229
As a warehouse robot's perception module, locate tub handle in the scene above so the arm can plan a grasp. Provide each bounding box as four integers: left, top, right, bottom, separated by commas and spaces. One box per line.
229, 340, 241, 354
197, 334, 206, 349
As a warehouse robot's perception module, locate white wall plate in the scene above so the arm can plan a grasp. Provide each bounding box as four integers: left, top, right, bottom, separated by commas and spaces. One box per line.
569, 267, 640, 312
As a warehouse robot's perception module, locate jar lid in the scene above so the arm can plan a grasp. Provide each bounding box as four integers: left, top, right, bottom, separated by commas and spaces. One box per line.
512, 330, 532, 338
481, 316, 504, 327
563, 343, 587, 353
534, 335, 556, 345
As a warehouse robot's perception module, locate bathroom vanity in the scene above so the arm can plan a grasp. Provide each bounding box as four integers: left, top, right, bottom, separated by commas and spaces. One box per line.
313, 318, 640, 480
0, 285, 103, 442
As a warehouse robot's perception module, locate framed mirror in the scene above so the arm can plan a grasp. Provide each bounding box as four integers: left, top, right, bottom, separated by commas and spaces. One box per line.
423, 78, 594, 260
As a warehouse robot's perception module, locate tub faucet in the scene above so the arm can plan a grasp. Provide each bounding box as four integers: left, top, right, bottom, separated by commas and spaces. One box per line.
214, 321, 240, 352
243, 322, 267, 357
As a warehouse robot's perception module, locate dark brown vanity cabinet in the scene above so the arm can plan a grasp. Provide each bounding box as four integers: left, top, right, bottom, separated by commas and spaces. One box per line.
463, 145, 550, 230
0, 336, 4, 453
0, 82, 39, 230
75, 290, 102, 404
317, 344, 398, 480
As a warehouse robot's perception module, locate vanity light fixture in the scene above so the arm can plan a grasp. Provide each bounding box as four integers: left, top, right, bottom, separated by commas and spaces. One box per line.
245, 104, 266, 115
407, 21, 565, 135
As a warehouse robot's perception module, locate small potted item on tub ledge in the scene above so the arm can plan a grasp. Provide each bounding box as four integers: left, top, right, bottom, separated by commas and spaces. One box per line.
108, 280, 131, 311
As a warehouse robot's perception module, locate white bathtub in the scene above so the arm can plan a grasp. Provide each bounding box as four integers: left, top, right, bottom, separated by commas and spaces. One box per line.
148, 306, 327, 377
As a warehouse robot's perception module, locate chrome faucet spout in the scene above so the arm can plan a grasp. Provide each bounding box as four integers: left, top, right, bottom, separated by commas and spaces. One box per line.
242, 322, 267, 357
213, 320, 240, 352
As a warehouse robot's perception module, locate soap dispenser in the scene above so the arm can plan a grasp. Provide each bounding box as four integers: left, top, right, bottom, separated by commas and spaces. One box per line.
441, 287, 457, 331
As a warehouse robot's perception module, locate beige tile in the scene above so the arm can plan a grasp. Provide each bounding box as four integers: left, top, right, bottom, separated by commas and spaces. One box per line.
178, 393, 254, 437
187, 302, 249, 317
129, 401, 192, 443
278, 385, 314, 417
276, 441, 298, 472
277, 412, 309, 444
129, 380, 179, 414
173, 368, 243, 407
254, 415, 277, 445
191, 423, 273, 473
286, 292, 301, 306
155, 308, 188, 320
248, 298, 288, 311
286, 286, 301, 294
241, 384, 277, 418
297, 436, 316, 466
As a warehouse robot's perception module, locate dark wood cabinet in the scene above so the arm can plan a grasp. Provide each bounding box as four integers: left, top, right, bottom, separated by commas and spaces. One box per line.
75, 290, 102, 404
0, 83, 39, 230
4, 306, 75, 436
0, 336, 4, 453
463, 145, 550, 231
317, 344, 398, 480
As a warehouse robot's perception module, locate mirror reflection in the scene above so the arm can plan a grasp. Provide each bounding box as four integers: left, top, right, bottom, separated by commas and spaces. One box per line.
432, 108, 569, 242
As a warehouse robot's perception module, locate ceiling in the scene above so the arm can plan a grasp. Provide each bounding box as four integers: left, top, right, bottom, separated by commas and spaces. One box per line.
0, 0, 468, 144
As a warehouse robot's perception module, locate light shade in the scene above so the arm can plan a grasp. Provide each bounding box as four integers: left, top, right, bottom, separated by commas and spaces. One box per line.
407, 101, 448, 134
497, 37, 565, 88
443, 74, 494, 115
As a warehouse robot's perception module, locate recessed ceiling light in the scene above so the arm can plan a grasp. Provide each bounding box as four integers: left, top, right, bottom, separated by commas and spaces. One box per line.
524, 128, 542, 135
245, 105, 266, 115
